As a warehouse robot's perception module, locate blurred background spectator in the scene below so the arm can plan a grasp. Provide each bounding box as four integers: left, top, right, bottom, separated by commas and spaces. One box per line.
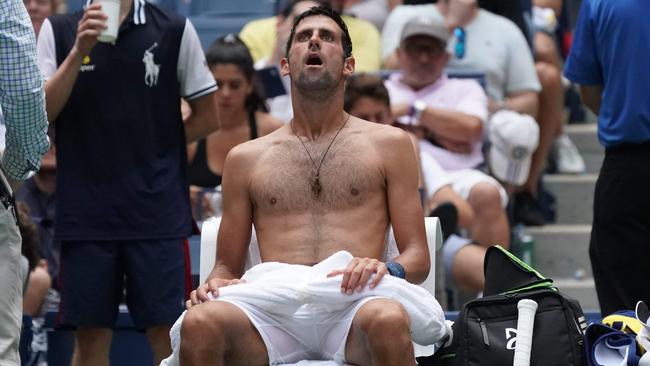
186, 34, 283, 221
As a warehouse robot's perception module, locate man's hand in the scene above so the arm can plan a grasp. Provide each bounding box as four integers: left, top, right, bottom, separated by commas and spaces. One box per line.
72, 3, 107, 58
186, 278, 246, 309
327, 257, 388, 294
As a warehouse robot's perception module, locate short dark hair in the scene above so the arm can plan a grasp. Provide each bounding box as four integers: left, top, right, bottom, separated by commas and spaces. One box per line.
285, 6, 353, 59
344, 73, 390, 112
205, 34, 268, 112
280, 0, 329, 18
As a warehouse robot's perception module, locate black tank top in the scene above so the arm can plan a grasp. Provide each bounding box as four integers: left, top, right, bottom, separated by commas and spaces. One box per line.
187, 110, 259, 188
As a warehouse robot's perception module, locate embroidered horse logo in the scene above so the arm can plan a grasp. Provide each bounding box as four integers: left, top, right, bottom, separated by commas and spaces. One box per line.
143, 43, 160, 87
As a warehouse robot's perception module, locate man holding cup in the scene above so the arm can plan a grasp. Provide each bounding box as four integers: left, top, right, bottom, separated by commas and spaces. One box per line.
36, 0, 219, 364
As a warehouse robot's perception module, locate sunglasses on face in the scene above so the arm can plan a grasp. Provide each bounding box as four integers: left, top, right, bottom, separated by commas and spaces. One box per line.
454, 27, 466, 59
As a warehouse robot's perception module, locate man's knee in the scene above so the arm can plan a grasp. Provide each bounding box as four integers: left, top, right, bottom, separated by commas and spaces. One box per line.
468, 183, 503, 213
181, 303, 228, 345
536, 62, 562, 92
74, 328, 112, 358
357, 300, 411, 345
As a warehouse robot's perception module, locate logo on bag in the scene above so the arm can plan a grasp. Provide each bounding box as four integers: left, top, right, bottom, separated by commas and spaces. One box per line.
143, 43, 160, 87
506, 328, 518, 350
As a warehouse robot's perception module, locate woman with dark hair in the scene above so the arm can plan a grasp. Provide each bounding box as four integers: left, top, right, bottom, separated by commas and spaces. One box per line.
186, 34, 283, 219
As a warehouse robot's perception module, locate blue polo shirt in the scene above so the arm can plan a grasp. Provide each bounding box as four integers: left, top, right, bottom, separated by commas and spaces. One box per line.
37, 1, 216, 240
564, 0, 650, 147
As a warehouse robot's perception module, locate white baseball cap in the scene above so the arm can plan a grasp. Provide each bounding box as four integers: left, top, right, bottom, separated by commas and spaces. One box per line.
488, 110, 540, 186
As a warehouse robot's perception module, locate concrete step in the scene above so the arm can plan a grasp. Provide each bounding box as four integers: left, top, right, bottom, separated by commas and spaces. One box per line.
544, 174, 597, 224
527, 224, 592, 278
554, 277, 600, 311
565, 123, 603, 153
564, 124, 603, 174
582, 151, 604, 174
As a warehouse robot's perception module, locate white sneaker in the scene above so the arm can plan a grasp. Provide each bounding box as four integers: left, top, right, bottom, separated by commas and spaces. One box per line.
555, 133, 586, 174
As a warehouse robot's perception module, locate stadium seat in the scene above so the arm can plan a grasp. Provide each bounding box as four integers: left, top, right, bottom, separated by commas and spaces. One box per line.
188, 0, 280, 16
190, 13, 273, 50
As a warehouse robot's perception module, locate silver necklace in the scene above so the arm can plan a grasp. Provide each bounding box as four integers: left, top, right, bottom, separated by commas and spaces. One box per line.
291, 113, 351, 197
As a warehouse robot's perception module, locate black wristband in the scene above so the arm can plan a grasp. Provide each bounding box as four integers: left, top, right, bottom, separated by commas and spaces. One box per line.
386, 261, 406, 279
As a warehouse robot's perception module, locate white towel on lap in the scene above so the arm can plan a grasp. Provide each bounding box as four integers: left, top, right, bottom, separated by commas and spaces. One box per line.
161, 251, 446, 366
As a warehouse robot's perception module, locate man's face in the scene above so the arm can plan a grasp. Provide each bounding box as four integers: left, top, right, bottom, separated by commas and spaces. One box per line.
281, 15, 354, 98
398, 35, 449, 89
23, 0, 53, 32
349, 97, 391, 125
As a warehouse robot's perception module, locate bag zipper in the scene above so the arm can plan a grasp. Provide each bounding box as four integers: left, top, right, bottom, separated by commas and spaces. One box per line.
478, 318, 490, 347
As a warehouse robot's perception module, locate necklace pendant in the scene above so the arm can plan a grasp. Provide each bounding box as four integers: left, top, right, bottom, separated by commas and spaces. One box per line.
312, 176, 322, 196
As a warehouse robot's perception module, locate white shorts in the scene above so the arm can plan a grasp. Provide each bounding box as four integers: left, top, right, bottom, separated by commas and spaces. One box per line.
445, 169, 508, 207
221, 296, 381, 365
162, 251, 446, 366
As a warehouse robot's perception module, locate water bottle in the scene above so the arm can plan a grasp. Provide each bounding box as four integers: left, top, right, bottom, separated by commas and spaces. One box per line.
209, 185, 223, 218
513, 224, 535, 267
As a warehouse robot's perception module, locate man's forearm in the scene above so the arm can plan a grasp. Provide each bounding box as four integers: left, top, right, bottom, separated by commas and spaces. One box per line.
45, 48, 84, 122
206, 263, 240, 283
579, 85, 602, 115
502, 92, 539, 117
420, 107, 483, 143
184, 96, 219, 143
393, 248, 431, 284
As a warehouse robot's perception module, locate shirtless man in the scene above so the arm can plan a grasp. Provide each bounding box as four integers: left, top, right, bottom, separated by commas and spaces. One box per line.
175, 7, 445, 366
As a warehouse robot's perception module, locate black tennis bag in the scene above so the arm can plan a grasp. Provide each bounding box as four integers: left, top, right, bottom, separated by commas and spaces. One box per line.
418, 246, 587, 366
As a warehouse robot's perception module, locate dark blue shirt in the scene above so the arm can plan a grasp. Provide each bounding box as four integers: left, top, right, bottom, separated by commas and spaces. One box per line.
564, 0, 650, 147
43, 1, 216, 240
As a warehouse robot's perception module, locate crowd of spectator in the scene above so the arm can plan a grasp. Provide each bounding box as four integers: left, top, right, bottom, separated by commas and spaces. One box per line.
4, 0, 589, 363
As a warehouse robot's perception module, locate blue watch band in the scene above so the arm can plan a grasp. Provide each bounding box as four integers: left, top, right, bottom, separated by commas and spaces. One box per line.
386, 261, 406, 279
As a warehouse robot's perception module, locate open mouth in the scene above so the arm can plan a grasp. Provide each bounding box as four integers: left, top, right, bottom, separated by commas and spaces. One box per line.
306, 54, 323, 66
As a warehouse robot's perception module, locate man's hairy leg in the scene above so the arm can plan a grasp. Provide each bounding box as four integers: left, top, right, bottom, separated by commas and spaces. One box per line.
345, 298, 416, 366
180, 301, 269, 366
468, 182, 510, 248
71, 328, 112, 366
146, 325, 173, 365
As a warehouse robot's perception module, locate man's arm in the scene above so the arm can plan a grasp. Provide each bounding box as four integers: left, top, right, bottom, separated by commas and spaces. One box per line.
42, 3, 106, 122
184, 93, 219, 143
0, 0, 50, 185
383, 128, 430, 284
491, 90, 539, 117
579, 85, 602, 115
534, 0, 563, 16
177, 19, 218, 142
188, 144, 254, 307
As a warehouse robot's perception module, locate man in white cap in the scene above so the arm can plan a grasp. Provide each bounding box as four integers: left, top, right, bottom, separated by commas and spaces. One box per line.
385, 16, 512, 293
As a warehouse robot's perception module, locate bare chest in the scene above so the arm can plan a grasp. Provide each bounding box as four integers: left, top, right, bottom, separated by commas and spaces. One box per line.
250, 136, 385, 213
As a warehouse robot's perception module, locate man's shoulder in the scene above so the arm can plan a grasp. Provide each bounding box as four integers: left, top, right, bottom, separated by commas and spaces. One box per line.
146, 3, 187, 30
227, 126, 289, 163
475, 9, 525, 38
342, 15, 379, 35
353, 117, 409, 145
240, 16, 276, 34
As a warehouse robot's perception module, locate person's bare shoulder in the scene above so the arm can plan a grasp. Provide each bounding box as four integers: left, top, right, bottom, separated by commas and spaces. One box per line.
227, 123, 290, 164
255, 111, 285, 136
352, 116, 412, 150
